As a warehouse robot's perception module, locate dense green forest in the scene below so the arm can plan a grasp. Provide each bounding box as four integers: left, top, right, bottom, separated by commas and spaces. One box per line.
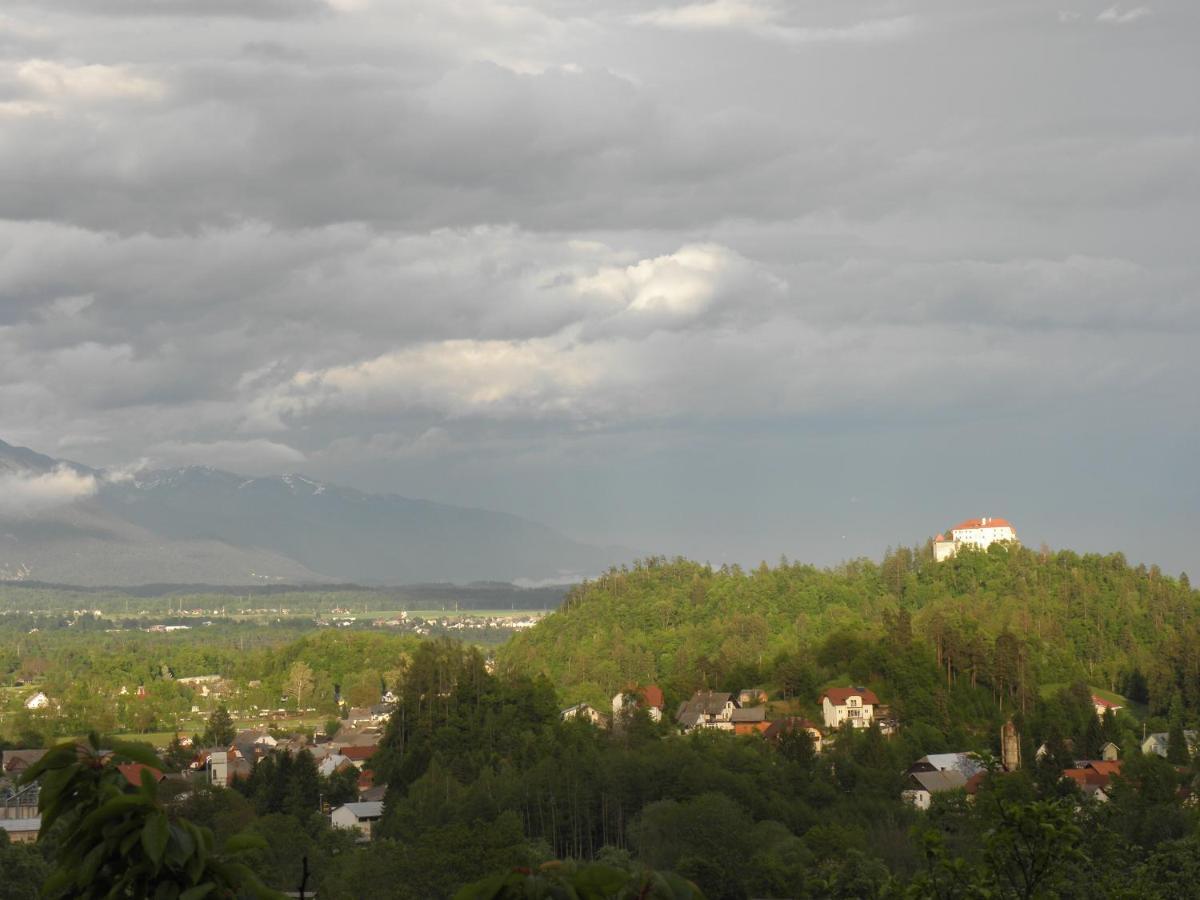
500, 546, 1196, 721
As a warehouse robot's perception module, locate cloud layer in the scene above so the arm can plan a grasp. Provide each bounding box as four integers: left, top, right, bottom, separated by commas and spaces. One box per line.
0, 0, 1196, 572
0, 466, 97, 516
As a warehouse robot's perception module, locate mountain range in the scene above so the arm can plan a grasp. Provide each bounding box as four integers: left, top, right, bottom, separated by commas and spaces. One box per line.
0, 438, 630, 586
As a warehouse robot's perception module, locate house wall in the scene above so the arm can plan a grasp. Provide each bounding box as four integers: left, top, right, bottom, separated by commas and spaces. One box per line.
901, 789, 932, 811
823, 696, 874, 729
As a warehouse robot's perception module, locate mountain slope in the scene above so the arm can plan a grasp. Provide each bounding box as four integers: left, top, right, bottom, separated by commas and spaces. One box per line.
0, 439, 629, 586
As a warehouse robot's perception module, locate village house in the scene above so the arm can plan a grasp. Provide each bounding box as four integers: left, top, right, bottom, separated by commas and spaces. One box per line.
908, 752, 987, 780
820, 686, 879, 730
1099, 741, 1120, 762
902, 753, 988, 809
0, 778, 41, 822
202, 748, 252, 787
23, 691, 50, 711
340, 745, 375, 769
117, 763, 165, 789
1062, 760, 1123, 802
1142, 731, 1200, 758
675, 691, 736, 732
318, 753, 355, 778
561, 702, 607, 727
731, 706, 769, 736
903, 770, 968, 810
331, 800, 384, 840
0, 817, 40, 844
1092, 695, 1123, 718
674, 690, 766, 733
612, 685, 665, 724
738, 688, 768, 706
933, 517, 1018, 562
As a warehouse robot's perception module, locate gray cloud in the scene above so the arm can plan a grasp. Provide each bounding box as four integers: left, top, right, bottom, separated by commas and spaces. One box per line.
0, 0, 1196, 573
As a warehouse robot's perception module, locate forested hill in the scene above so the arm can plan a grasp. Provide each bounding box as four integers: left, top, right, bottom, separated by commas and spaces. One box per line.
499, 545, 1197, 718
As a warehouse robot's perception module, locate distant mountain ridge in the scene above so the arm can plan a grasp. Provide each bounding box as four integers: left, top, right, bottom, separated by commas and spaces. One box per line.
0, 439, 631, 586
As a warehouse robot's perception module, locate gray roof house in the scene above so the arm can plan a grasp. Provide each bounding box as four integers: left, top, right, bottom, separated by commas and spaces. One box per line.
331, 801, 384, 841
902, 769, 968, 810
907, 752, 986, 780
675, 691, 738, 732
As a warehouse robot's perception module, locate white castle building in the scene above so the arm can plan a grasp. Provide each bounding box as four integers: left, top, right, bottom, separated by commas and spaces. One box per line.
934, 517, 1018, 562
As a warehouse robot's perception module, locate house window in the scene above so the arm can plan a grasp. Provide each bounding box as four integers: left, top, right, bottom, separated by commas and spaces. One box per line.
848, 708, 861, 717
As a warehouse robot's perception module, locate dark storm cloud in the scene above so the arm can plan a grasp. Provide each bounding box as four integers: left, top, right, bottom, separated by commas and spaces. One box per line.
0, 0, 1196, 572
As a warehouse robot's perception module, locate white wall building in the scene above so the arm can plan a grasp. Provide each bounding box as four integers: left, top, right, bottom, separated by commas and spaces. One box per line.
820, 687, 879, 730
331, 801, 384, 840
934, 517, 1018, 562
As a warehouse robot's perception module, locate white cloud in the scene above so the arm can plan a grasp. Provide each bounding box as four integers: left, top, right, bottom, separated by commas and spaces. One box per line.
0, 466, 97, 516
576, 242, 783, 327
270, 338, 608, 422
16, 59, 164, 101
1096, 5, 1152, 24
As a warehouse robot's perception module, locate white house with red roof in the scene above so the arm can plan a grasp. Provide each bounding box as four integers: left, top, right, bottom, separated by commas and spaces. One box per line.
1092, 695, 1123, 718
934, 517, 1018, 562
821, 686, 880, 730
613, 685, 665, 724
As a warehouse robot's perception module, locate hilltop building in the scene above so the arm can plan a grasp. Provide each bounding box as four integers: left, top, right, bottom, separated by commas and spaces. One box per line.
934, 517, 1018, 562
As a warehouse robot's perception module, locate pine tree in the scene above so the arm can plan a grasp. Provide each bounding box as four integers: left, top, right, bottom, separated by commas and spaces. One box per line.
1167, 694, 1190, 765
202, 704, 236, 748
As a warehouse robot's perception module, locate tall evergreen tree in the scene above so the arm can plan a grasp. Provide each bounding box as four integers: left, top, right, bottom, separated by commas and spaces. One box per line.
1167, 694, 1190, 765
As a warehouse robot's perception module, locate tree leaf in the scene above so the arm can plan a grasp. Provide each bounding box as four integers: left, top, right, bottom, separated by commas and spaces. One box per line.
180, 886, 216, 900
142, 810, 170, 867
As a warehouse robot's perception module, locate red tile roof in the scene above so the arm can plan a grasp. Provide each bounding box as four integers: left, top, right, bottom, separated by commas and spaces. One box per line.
117, 763, 164, 786
1085, 760, 1122, 780
639, 685, 665, 709
1062, 768, 1104, 786
821, 686, 880, 706
951, 517, 1013, 531
1091, 695, 1122, 710
341, 746, 375, 761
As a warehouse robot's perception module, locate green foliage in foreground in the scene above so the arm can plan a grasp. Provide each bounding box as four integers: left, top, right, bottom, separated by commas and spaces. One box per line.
500, 548, 1197, 716
455, 860, 703, 900
22, 734, 282, 899
17, 640, 1200, 899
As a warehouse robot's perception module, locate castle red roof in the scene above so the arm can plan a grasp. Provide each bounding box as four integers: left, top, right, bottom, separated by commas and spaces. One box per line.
821, 686, 880, 706
951, 517, 1013, 532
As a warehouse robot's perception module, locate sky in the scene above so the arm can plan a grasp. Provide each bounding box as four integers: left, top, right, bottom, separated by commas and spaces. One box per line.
0, 0, 1196, 576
